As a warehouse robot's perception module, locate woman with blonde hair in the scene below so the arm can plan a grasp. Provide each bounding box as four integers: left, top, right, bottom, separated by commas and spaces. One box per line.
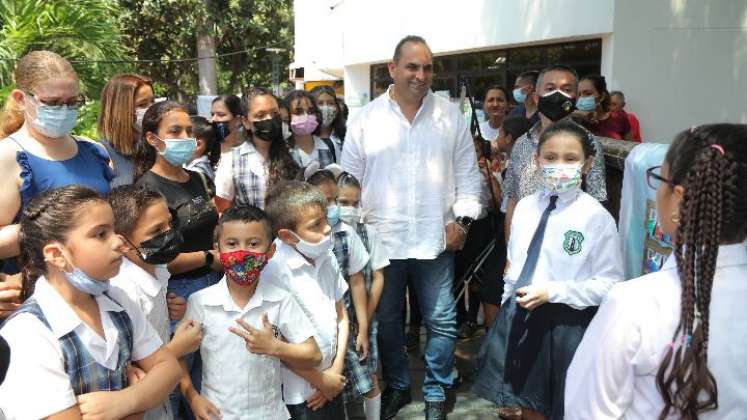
98, 73, 155, 187
0, 50, 112, 276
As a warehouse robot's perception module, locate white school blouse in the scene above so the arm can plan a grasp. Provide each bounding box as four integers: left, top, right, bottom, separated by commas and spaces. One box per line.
0, 277, 162, 419
185, 277, 313, 420
565, 243, 747, 420
261, 240, 348, 405
502, 190, 624, 308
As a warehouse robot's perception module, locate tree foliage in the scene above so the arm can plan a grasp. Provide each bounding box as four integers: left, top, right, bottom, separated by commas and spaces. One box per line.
118, 0, 294, 100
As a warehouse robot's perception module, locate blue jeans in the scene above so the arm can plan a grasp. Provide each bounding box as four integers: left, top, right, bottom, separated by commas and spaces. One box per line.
167, 271, 220, 420
378, 252, 457, 402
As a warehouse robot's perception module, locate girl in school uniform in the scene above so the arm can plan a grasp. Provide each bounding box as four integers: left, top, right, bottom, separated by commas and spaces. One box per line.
0, 185, 181, 419
473, 120, 624, 419
565, 124, 747, 419
284, 90, 340, 169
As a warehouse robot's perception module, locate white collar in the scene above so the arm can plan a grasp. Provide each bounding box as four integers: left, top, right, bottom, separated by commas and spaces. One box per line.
201, 276, 286, 313
662, 242, 747, 272
121, 258, 168, 298
33, 276, 125, 338
274, 239, 312, 270
385, 85, 432, 113
239, 140, 260, 156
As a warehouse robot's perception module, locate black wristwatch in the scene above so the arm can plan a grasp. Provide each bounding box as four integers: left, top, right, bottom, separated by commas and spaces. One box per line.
455, 216, 474, 231
203, 251, 214, 269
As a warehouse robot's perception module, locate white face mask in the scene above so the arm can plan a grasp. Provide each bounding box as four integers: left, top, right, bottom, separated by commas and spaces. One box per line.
134, 107, 149, 132
290, 231, 332, 260
339, 206, 360, 225
319, 105, 337, 128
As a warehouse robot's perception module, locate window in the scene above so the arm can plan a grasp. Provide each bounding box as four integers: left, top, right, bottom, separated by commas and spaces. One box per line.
370, 39, 602, 104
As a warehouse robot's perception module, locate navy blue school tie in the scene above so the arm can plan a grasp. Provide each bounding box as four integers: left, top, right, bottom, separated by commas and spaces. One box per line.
507, 194, 558, 315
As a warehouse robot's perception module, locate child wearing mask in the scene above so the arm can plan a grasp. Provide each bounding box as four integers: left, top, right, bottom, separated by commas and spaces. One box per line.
311, 85, 347, 153
109, 184, 207, 420
0, 186, 181, 419
336, 171, 389, 420
179, 205, 321, 420
285, 90, 340, 169
473, 121, 624, 419
186, 116, 221, 182
264, 181, 350, 420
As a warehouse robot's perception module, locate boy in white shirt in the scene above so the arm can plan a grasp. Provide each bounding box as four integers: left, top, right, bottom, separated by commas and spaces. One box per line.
109, 185, 206, 420
264, 180, 350, 420
180, 205, 322, 420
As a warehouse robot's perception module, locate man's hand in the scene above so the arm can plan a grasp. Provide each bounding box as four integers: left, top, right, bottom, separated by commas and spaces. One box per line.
170, 319, 203, 356
445, 222, 467, 251
228, 314, 279, 356
167, 293, 187, 322
516, 285, 549, 310
0, 275, 22, 319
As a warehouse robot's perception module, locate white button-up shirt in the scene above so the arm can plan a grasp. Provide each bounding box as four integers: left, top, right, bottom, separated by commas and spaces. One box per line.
0, 277, 162, 420
341, 86, 482, 260
214, 141, 268, 206
185, 276, 314, 420
262, 240, 348, 405
110, 258, 172, 420
502, 191, 624, 308
565, 243, 747, 420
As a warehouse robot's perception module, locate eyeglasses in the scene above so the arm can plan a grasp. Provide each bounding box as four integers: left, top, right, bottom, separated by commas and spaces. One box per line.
646, 165, 675, 190
26, 91, 87, 109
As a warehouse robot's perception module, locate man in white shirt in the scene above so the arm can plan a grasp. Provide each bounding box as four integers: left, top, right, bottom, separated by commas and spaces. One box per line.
341, 35, 482, 420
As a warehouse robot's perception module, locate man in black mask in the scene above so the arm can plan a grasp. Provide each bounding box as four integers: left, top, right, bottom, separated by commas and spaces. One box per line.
501, 64, 608, 241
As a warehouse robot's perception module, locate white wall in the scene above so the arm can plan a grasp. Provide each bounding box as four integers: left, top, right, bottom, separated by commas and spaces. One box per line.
608, 0, 747, 142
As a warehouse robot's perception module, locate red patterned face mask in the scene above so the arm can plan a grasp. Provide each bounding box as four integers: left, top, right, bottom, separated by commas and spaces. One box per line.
219, 250, 270, 286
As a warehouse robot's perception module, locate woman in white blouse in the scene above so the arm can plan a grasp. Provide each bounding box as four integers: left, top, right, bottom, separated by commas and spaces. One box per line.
565, 124, 747, 419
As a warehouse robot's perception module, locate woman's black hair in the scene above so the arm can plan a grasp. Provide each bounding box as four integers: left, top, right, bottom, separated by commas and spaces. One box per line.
655, 123, 747, 420
133, 100, 190, 181
502, 116, 533, 142
19, 185, 107, 297
190, 115, 221, 168
212, 94, 243, 117
284, 89, 322, 143
580, 74, 610, 113
310, 85, 347, 141
241, 87, 300, 184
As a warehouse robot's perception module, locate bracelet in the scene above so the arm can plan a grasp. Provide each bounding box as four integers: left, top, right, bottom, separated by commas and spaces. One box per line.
454, 223, 468, 235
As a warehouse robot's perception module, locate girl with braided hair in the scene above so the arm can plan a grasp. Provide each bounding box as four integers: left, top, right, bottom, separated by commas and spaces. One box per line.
0, 185, 181, 419
565, 123, 747, 419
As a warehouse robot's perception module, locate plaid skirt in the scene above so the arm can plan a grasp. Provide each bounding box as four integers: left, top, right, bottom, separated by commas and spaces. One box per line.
342, 319, 379, 402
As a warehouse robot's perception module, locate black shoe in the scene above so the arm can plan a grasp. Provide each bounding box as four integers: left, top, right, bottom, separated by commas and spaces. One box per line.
457, 321, 477, 339
381, 387, 412, 419
425, 401, 447, 420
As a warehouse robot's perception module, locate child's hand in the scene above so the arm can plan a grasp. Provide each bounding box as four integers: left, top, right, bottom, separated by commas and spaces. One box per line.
167, 293, 187, 321
171, 319, 204, 356
306, 390, 329, 410
228, 313, 279, 356
0, 274, 22, 319
355, 331, 369, 361
77, 391, 132, 420
126, 363, 146, 385
187, 392, 222, 420
516, 285, 549, 310
318, 369, 346, 400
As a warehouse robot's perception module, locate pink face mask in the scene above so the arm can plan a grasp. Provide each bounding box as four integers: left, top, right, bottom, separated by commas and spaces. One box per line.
290, 114, 319, 136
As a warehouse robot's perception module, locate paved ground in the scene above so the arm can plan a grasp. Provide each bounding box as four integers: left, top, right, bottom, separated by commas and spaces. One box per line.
348, 327, 501, 419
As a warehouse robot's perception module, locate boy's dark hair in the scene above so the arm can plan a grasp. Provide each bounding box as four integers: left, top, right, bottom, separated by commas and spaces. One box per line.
264, 181, 327, 233
536, 64, 579, 89
108, 185, 167, 236
306, 170, 337, 187
190, 115, 220, 168
656, 123, 747, 420
502, 116, 533, 142
19, 185, 106, 294
214, 205, 273, 243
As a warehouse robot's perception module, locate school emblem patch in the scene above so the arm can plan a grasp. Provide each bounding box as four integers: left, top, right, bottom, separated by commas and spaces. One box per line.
563, 230, 584, 255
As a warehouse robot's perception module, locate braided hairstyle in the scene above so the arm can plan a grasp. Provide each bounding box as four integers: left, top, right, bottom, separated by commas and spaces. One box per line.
18, 185, 106, 298
241, 87, 300, 185
655, 124, 747, 420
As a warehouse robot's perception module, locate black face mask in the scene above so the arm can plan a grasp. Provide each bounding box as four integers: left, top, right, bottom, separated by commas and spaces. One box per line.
537, 90, 576, 122
212, 121, 231, 143
135, 229, 184, 265
252, 114, 283, 143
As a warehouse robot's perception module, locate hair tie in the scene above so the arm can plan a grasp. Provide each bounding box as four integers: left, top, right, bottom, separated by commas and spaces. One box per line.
710, 144, 725, 156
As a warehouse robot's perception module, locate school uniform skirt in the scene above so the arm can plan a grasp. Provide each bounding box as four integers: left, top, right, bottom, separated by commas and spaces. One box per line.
472, 300, 596, 419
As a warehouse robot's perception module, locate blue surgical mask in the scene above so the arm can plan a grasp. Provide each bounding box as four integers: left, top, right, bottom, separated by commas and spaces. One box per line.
60, 251, 111, 296
157, 136, 197, 166
576, 96, 597, 112
30, 103, 79, 138
327, 204, 341, 227
512, 88, 527, 104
